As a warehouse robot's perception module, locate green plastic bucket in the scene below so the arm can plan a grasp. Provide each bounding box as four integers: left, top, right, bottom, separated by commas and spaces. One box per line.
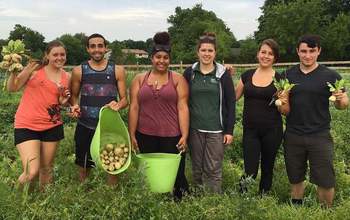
136, 153, 181, 193
90, 107, 131, 175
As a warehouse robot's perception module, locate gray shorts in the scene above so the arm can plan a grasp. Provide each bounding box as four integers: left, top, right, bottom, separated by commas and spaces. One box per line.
283, 130, 335, 188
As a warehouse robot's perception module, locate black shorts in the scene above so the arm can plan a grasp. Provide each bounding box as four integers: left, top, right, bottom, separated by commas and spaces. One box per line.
14, 125, 64, 146
74, 123, 96, 168
283, 130, 335, 188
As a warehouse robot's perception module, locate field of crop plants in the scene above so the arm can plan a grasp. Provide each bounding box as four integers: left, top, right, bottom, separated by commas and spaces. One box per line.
0, 68, 349, 220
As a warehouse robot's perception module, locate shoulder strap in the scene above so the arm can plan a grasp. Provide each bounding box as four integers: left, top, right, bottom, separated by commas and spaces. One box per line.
140, 71, 151, 87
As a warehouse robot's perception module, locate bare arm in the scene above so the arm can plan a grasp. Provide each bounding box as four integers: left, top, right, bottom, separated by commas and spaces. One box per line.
106, 65, 128, 111
69, 66, 82, 117
116, 66, 128, 109
128, 74, 143, 151
70, 66, 82, 106
235, 79, 244, 101
7, 62, 39, 92
174, 73, 189, 151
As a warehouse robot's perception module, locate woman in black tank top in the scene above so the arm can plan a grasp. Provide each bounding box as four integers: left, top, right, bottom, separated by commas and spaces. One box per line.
235, 39, 286, 193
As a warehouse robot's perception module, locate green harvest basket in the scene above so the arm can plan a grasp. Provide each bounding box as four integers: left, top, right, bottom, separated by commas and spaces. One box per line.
136, 153, 181, 193
90, 107, 131, 175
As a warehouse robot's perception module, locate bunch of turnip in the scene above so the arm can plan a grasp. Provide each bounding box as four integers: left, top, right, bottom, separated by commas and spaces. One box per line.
327, 79, 346, 102
273, 77, 297, 106
100, 143, 129, 172
0, 40, 28, 73
0, 40, 29, 89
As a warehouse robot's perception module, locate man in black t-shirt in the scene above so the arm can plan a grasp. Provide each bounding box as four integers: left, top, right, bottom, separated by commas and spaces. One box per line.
281, 35, 349, 207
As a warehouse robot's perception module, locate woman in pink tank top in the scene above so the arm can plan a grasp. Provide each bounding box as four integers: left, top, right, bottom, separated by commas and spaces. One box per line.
128, 32, 190, 200
6, 40, 71, 190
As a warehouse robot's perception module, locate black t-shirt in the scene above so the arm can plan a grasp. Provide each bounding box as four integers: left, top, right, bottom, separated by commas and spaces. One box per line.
241, 69, 282, 128
286, 64, 342, 135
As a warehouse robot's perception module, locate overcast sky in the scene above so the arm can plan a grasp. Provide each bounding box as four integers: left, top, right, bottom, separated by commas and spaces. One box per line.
0, 0, 264, 42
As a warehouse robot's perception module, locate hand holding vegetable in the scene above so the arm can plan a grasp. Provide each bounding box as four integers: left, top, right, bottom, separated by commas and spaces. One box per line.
58, 84, 71, 106
327, 79, 346, 102
272, 77, 296, 106
67, 104, 81, 118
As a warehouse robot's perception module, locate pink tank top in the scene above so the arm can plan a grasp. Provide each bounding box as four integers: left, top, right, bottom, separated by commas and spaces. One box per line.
15, 67, 69, 131
137, 71, 181, 137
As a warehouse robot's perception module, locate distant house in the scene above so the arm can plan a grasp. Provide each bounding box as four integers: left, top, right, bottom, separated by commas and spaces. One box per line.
122, 49, 149, 59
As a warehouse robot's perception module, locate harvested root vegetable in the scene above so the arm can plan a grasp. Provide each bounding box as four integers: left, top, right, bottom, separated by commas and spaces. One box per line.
327, 79, 346, 102
0, 40, 29, 90
106, 144, 114, 152
114, 147, 123, 156
272, 77, 297, 106
100, 143, 129, 172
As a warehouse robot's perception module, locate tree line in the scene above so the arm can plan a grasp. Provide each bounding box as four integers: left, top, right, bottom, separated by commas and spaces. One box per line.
0, 1, 349, 65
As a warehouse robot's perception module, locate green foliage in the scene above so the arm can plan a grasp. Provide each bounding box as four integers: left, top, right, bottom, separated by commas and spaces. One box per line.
273, 77, 297, 91
322, 0, 350, 20
255, 0, 350, 62
234, 37, 259, 63
167, 4, 237, 63
57, 34, 89, 65
8, 24, 45, 59
321, 13, 350, 60
327, 79, 346, 92
255, 0, 327, 61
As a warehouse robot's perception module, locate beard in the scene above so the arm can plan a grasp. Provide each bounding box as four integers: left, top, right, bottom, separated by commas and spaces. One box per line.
91, 56, 104, 62
90, 52, 105, 62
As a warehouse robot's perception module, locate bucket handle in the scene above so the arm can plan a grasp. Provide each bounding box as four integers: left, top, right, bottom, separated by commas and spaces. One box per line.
178, 150, 184, 155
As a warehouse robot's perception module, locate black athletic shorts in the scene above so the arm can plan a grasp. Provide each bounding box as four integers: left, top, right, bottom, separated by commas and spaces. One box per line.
283, 130, 335, 188
74, 123, 96, 168
14, 124, 64, 146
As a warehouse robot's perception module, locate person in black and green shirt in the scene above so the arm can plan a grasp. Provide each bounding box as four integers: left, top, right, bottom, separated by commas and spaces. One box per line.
280, 35, 349, 207
183, 32, 235, 193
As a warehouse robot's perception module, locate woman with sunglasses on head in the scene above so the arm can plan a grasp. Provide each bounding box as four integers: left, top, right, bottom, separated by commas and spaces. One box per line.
7, 40, 70, 190
235, 39, 287, 194
183, 32, 236, 193
128, 31, 190, 200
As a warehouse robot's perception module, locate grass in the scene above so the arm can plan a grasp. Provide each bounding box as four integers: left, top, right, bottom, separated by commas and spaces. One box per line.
0, 69, 349, 219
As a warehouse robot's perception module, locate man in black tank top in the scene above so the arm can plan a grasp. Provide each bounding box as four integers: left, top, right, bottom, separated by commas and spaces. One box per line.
70, 33, 128, 185
282, 35, 349, 207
